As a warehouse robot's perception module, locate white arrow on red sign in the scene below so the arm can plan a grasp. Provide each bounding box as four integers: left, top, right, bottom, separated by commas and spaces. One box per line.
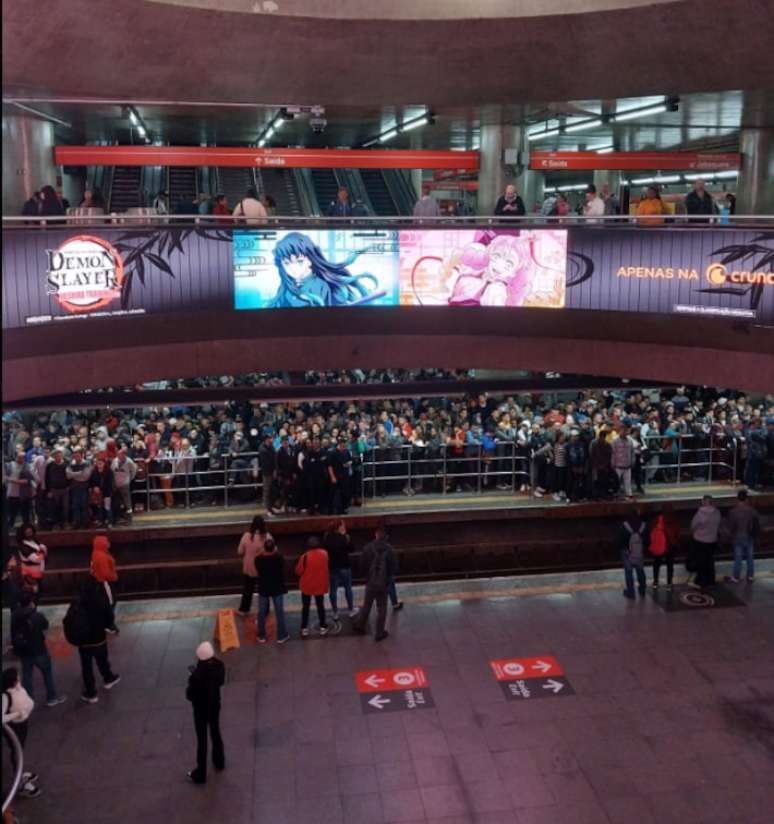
368, 694, 391, 710
542, 679, 564, 694
531, 660, 552, 674
364, 674, 385, 688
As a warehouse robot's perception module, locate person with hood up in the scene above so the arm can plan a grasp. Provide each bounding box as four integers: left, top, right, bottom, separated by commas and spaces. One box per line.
352, 523, 396, 641
90, 534, 119, 633
186, 641, 226, 784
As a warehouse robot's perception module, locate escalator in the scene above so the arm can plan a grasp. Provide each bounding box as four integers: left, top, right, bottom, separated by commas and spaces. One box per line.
108, 166, 143, 212
168, 167, 198, 211
359, 169, 399, 216
215, 167, 255, 210
310, 168, 340, 216
260, 168, 303, 216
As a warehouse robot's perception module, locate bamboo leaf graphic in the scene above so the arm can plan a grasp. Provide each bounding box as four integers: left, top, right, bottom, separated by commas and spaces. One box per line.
120, 272, 133, 308
695, 287, 748, 296
135, 256, 146, 286
146, 252, 175, 277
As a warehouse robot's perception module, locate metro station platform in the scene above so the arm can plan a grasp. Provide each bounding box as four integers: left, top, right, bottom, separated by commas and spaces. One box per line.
6, 562, 774, 824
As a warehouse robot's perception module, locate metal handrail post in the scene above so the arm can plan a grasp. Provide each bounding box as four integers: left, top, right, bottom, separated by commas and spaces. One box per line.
223, 454, 229, 508
442, 446, 447, 495
676, 433, 682, 484
146, 466, 151, 513
511, 442, 516, 493
708, 433, 714, 483
2, 724, 24, 813
477, 443, 482, 494
184, 468, 190, 509
407, 445, 412, 493
733, 438, 739, 484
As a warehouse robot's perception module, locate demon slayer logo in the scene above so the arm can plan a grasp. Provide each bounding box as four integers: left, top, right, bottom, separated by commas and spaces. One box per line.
46, 235, 124, 313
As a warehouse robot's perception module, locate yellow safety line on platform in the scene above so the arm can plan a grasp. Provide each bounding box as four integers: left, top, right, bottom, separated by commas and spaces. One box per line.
109, 571, 771, 625
133, 483, 737, 525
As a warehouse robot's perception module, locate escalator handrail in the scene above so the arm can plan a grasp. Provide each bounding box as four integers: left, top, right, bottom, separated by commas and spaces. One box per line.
2, 723, 24, 814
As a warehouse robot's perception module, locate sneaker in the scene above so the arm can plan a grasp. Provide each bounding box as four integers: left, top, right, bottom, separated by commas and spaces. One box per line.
348, 609, 359, 618
276, 635, 290, 644
301, 628, 310, 637
187, 771, 206, 785
81, 694, 99, 704
552, 493, 562, 502
236, 610, 249, 616
46, 695, 67, 708
686, 581, 701, 590
652, 582, 659, 590
392, 602, 404, 611
726, 576, 740, 583
103, 675, 121, 690
331, 610, 339, 621
319, 626, 329, 636
258, 637, 267, 644
18, 781, 41, 799
21, 771, 39, 784
533, 489, 543, 498
375, 631, 389, 642
106, 625, 120, 635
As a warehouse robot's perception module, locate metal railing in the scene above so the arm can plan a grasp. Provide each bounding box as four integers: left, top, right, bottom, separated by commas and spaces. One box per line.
2, 723, 24, 814
125, 432, 739, 514
4, 214, 774, 228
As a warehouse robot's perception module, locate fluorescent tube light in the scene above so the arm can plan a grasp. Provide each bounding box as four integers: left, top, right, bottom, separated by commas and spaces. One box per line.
402, 117, 428, 133
528, 128, 561, 141
380, 129, 399, 142
565, 119, 603, 133
612, 104, 668, 122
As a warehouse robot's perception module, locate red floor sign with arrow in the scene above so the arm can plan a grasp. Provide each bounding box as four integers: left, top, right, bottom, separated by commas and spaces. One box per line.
355, 667, 434, 714
490, 655, 575, 701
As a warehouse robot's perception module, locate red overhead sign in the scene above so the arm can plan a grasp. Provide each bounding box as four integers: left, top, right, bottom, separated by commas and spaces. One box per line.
54, 145, 479, 171
530, 151, 741, 172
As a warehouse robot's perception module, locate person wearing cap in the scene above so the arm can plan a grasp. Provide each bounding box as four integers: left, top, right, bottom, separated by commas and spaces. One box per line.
186, 641, 225, 784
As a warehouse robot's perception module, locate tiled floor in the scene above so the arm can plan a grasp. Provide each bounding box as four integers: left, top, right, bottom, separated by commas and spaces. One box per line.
5, 561, 774, 824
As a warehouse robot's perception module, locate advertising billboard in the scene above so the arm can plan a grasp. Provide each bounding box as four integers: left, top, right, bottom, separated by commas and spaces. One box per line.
234, 229, 400, 309
1, 224, 771, 329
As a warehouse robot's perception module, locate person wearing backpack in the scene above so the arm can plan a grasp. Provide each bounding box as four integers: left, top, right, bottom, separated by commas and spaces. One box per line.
66, 575, 120, 703
295, 536, 338, 638
352, 523, 396, 641
10, 592, 66, 708
649, 502, 681, 590
186, 641, 226, 784
15, 523, 48, 604
2, 666, 41, 799
620, 508, 649, 599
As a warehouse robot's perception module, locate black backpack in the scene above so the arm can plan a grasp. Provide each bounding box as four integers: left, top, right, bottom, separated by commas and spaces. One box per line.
63, 599, 91, 646
11, 612, 34, 657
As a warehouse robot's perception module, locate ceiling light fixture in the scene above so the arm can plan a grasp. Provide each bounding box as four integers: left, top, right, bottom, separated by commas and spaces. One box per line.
592, 145, 615, 154
653, 175, 681, 184
631, 176, 656, 185
380, 129, 399, 143
528, 128, 561, 141
565, 118, 604, 134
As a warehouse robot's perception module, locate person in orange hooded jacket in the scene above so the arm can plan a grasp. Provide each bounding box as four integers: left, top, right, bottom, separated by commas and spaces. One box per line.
91, 534, 119, 633
295, 536, 338, 638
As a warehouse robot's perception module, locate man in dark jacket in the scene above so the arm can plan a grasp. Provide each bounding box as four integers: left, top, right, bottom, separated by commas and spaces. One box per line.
77, 575, 120, 703
494, 184, 526, 217
186, 641, 226, 784
11, 592, 66, 706
258, 434, 277, 514
353, 524, 396, 642
684, 179, 716, 219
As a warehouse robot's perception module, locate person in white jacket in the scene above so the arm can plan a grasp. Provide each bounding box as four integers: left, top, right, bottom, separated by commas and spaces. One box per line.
689, 495, 721, 588
111, 449, 137, 523
2, 666, 41, 798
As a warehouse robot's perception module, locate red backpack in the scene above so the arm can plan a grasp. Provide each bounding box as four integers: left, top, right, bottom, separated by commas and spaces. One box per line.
649, 515, 667, 556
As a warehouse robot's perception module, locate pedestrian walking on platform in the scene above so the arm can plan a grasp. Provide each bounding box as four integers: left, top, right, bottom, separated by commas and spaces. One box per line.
726, 489, 759, 583
620, 508, 649, 599
295, 537, 338, 637
256, 538, 289, 643
649, 503, 680, 589
353, 524, 397, 641
689, 495, 721, 589
10, 591, 66, 707
90, 534, 119, 633
65, 575, 120, 703
236, 516, 272, 615
2, 666, 42, 799
186, 641, 225, 785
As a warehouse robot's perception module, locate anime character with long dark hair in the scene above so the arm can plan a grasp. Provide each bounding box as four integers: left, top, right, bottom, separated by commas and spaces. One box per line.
269, 232, 382, 307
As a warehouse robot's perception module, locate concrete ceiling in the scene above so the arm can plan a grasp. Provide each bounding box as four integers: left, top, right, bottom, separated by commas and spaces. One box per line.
3, 0, 774, 108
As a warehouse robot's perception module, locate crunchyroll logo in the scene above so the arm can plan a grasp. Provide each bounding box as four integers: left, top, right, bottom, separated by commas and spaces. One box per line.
705, 262, 773, 287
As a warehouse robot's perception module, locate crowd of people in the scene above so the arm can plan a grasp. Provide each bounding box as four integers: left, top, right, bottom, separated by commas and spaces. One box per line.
3, 384, 772, 531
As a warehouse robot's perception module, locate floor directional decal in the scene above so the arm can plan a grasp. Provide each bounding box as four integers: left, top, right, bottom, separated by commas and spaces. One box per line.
490, 656, 575, 701
355, 667, 434, 714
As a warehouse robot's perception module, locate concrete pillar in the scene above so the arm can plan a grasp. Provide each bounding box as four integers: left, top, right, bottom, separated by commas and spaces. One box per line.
410, 131, 423, 199
2, 114, 57, 214
736, 128, 774, 215
478, 122, 540, 215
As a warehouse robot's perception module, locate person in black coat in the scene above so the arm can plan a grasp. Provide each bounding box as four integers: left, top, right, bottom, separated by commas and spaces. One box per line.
186, 642, 226, 784
77, 575, 120, 702
494, 184, 526, 217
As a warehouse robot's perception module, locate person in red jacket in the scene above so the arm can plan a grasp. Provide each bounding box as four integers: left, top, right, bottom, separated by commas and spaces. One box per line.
650, 502, 681, 589
295, 537, 339, 638
90, 534, 119, 633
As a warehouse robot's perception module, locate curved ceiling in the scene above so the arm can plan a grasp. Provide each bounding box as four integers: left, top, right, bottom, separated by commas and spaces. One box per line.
3, 307, 772, 403
3, 0, 774, 108
149, 0, 679, 20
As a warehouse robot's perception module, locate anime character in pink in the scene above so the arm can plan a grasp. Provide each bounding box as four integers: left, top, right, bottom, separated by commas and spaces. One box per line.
447, 234, 531, 307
